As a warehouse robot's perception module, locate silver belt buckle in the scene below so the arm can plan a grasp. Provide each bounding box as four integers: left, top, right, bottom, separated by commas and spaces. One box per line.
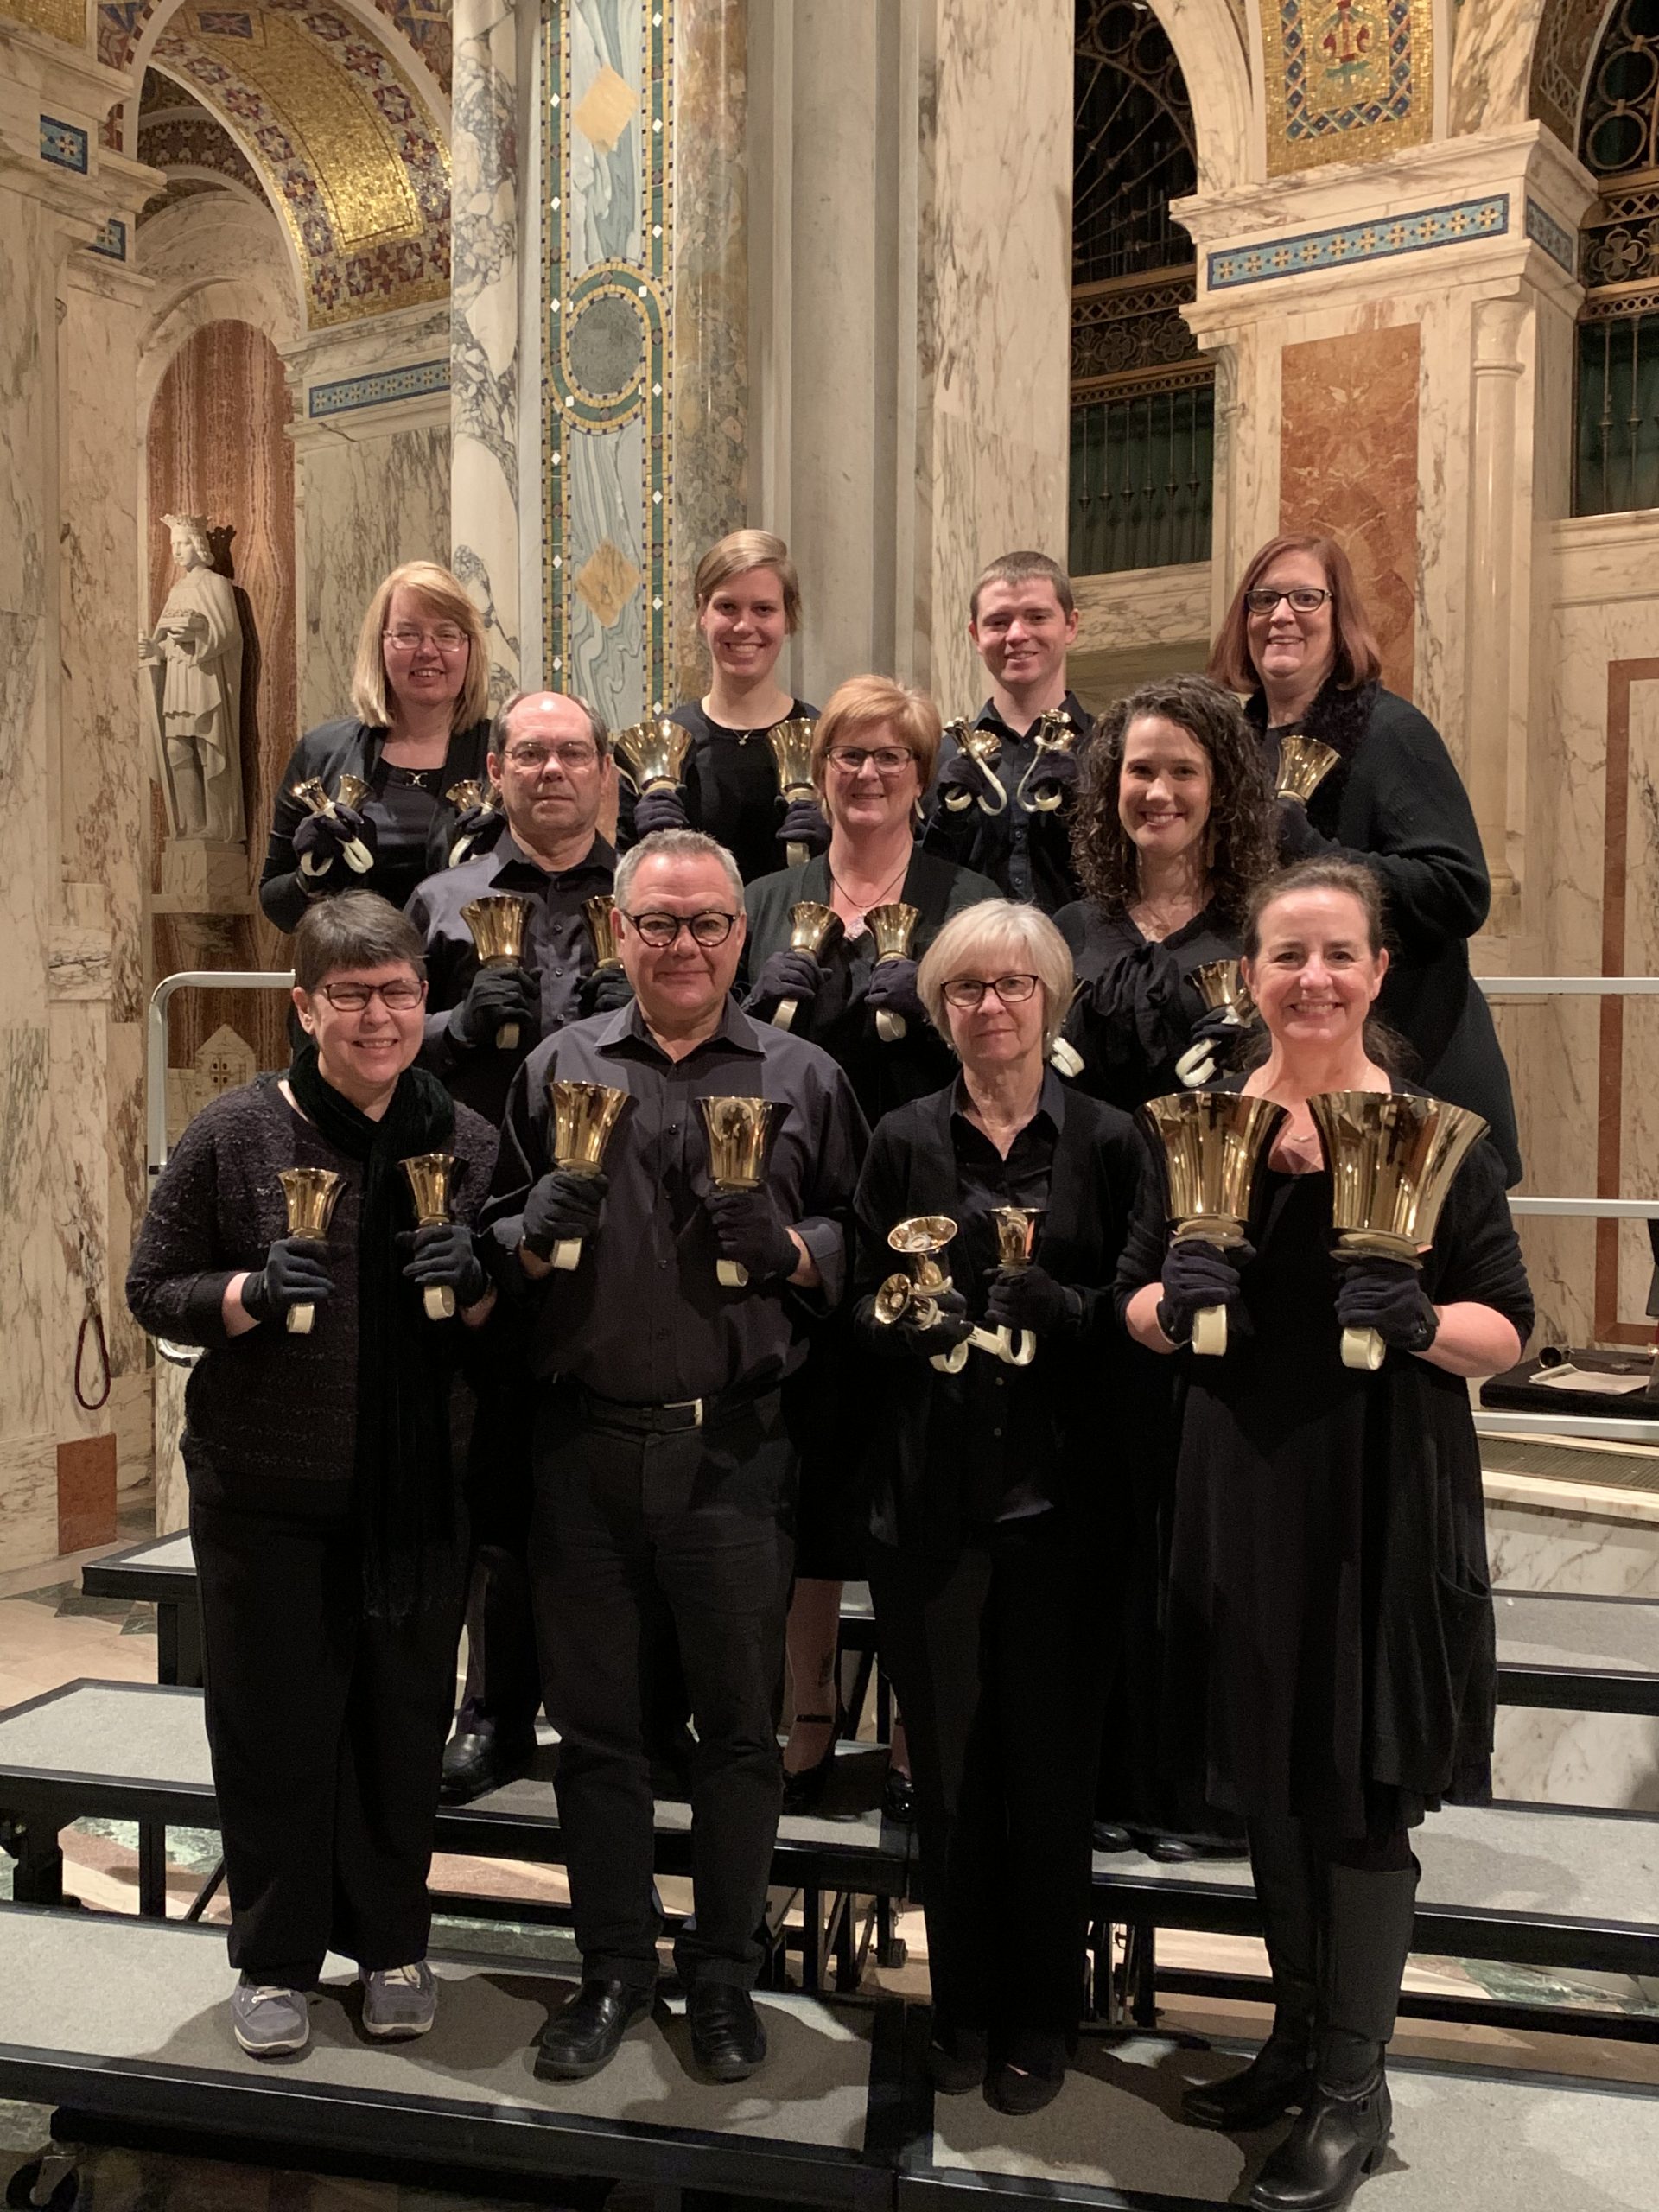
666, 1396, 703, 1429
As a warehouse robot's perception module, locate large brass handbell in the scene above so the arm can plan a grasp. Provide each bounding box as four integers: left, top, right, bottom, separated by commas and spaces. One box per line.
1275, 732, 1339, 805
1140, 1091, 1286, 1357
291, 778, 373, 875
585, 893, 624, 972
1175, 959, 1256, 1088
1308, 1090, 1489, 1371
547, 1079, 631, 1271
445, 778, 502, 867
880, 1216, 975, 1375
276, 1166, 345, 1335
614, 717, 693, 796
700, 1096, 779, 1286
1014, 707, 1080, 813
941, 719, 1007, 817
867, 900, 920, 1043
399, 1152, 461, 1320
774, 901, 841, 1032
988, 1205, 1044, 1366
766, 717, 820, 865
461, 894, 533, 1050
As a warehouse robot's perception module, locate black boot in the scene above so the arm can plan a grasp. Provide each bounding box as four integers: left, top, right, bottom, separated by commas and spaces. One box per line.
1247, 2069, 1391, 2212
1184, 1816, 1319, 2133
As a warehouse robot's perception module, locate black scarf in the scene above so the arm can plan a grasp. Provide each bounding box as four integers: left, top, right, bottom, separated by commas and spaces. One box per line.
289, 1039, 461, 1623
1248, 674, 1379, 822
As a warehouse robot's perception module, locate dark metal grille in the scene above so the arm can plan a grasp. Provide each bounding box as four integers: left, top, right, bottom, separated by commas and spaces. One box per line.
1073, 1, 1197, 286
1574, 313, 1659, 514
1069, 377, 1214, 577
1574, 0, 1659, 512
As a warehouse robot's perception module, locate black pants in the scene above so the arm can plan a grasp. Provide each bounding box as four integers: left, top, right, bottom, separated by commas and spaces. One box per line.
192, 1502, 461, 1989
529, 1388, 795, 1989
870, 1512, 1109, 2065
456, 1545, 542, 1738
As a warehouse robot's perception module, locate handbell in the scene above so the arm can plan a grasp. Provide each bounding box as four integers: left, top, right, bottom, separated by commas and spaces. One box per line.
335, 773, 372, 813
585, 893, 624, 972
1014, 708, 1080, 814
291, 777, 373, 875
445, 779, 501, 866
774, 901, 841, 1032
461, 894, 533, 1050
547, 1079, 631, 1271
941, 719, 1007, 817
1276, 732, 1339, 806
1175, 959, 1255, 1089
988, 1205, 1043, 1366
1140, 1091, 1287, 1357
766, 716, 821, 865
1308, 1090, 1489, 1371
700, 1096, 779, 1287
867, 900, 920, 1043
614, 717, 693, 795
399, 1151, 461, 1320
277, 1166, 345, 1335
884, 1216, 974, 1374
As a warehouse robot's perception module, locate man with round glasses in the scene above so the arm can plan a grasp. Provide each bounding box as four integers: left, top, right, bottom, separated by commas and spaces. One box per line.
482, 829, 866, 2087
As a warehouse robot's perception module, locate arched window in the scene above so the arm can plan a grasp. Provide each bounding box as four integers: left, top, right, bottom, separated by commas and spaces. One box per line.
1070, 1, 1211, 575
1576, 0, 1659, 512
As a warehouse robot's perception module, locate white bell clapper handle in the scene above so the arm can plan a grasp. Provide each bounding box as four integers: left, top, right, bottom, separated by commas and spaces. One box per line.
930, 1337, 969, 1375
773, 999, 800, 1033
876, 1008, 906, 1043
718, 1258, 748, 1288
286, 1303, 315, 1336
1175, 1039, 1217, 1088
424, 1285, 455, 1321
551, 1237, 583, 1272
497, 1019, 520, 1051
1341, 1325, 1387, 1371
1192, 1305, 1228, 1357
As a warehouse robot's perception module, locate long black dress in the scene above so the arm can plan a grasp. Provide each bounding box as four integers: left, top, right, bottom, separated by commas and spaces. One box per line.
1116, 1120, 1533, 1833
1053, 899, 1246, 1112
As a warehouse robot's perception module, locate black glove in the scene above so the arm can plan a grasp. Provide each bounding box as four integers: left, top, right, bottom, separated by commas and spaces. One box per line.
1156, 1238, 1252, 1346
1334, 1256, 1439, 1353
865, 957, 926, 1028
745, 948, 823, 1020
1021, 746, 1079, 804
936, 747, 996, 804
240, 1236, 334, 1324
521, 1170, 607, 1260
777, 796, 830, 855
632, 785, 690, 838
577, 965, 635, 1018
401, 1221, 489, 1308
448, 802, 506, 863
292, 804, 377, 873
447, 964, 539, 1051
1275, 795, 1329, 861
705, 1187, 799, 1286
985, 1262, 1082, 1338
894, 1285, 973, 1356
1176, 1001, 1249, 1088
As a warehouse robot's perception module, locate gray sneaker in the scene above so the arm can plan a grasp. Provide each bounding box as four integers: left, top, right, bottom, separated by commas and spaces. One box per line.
231, 1979, 310, 2057
361, 1960, 437, 2039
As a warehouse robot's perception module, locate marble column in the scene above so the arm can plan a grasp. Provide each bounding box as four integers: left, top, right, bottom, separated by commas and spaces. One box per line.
1465, 297, 1530, 899
452, 0, 521, 705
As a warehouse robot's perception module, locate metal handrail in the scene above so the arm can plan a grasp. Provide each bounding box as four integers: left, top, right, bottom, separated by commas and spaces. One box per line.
1473, 976, 1659, 995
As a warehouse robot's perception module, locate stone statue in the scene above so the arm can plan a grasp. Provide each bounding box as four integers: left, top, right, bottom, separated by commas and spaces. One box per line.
141, 512, 245, 843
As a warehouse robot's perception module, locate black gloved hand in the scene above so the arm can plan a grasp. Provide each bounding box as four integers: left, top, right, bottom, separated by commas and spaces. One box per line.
745, 949, 823, 1020
293, 804, 377, 874
895, 1286, 973, 1356
448, 964, 539, 1051
577, 965, 635, 1018
401, 1221, 489, 1308
1176, 1001, 1249, 1089
1275, 795, 1329, 861
936, 747, 996, 804
985, 1262, 1082, 1338
240, 1236, 334, 1324
521, 1170, 607, 1260
1334, 1256, 1439, 1353
865, 957, 926, 1028
777, 796, 830, 855
1156, 1238, 1252, 1346
632, 785, 690, 838
448, 801, 506, 864
705, 1187, 799, 1286
1022, 746, 1079, 804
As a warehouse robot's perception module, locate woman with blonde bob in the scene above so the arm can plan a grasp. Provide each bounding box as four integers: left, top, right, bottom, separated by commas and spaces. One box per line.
261, 562, 494, 931
852, 898, 1147, 2115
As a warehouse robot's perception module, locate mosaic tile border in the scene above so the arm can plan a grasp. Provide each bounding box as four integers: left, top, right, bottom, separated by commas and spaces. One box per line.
40, 114, 90, 174
307, 358, 450, 417
1207, 194, 1510, 291
1263, 0, 1433, 178
1525, 195, 1579, 277
87, 216, 128, 261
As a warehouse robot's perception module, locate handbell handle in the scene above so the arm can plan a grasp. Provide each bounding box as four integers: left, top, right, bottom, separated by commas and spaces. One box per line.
997, 1326, 1037, 1368
497, 1020, 520, 1051
786, 840, 809, 868
773, 998, 799, 1033
1192, 1305, 1228, 1358
876, 1008, 906, 1044
551, 1237, 583, 1273
424, 1284, 455, 1321
718, 1258, 748, 1288
1341, 1325, 1387, 1372
287, 1303, 315, 1337
930, 1338, 969, 1375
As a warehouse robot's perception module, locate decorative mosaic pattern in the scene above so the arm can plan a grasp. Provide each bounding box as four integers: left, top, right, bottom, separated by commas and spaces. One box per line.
1525, 195, 1579, 276
97, 0, 453, 93
137, 106, 262, 195
88, 215, 129, 258
40, 113, 90, 171
1262, 0, 1433, 177
137, 173, 230, 225
1208, 194, 1509, 290
1529, 0, 1603, 151
2, 0, 86, 44
308, 356, 449, 416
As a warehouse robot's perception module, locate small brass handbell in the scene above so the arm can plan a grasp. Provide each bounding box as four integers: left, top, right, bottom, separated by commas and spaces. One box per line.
1140, 1091, 1287, 1358
768, 715, 822, 866
547, 1080, 631, 1271
1014, 708, 1079, 814
445, 779, 501, 867
614, 717, 693, 795
461, 895, 534, 1051
277, 1166, 345, 1336
867, 900, 921, 1044
291, 778, 373, 875
1307, 1090, 1490, 1372
700, 1096, 779, 1287
988, 1205, 1044, 1366
335, 773, 371, 813
941, 719, 1007, 817
1276, 732, 1340, 806
1191, 958, 1253, 1027
773, 901, 842, 1033
885, 1216, 975, 1373
585, 893, 624, 971
399, 1152, 460, 1320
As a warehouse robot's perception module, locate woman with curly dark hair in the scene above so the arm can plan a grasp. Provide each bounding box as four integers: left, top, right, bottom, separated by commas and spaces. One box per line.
1053, 674, 1275, 1110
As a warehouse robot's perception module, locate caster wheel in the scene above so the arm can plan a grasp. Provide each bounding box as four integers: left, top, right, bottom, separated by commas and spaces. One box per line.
877, 1936, 907, 1969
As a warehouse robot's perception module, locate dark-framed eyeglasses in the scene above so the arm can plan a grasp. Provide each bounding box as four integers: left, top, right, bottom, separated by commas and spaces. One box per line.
622, 909, 740, 949
826, 746, 917, 778
1243, 586, 1332, 616
939, 973, 1040, 1010
312, 978, 426, 1011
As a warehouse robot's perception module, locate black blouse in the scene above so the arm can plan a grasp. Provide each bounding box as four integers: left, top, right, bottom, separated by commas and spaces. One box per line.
1053, 898, 1245, 1111
616, 696, 819, 887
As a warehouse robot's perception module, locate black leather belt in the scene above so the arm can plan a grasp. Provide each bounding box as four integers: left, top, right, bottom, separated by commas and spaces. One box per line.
573, 1376, 777, 1435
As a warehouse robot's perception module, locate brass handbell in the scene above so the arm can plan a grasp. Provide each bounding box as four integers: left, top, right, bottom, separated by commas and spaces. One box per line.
1014, 708, 1080, 814
399, 1151, 461, 1320
584, 893, 624, 972
1308, 1090, 1489, 1371
880, 1216, 973, 1374
1276, 732, 1339, 806
614, 717, 693, 796
988, 1205, 1044, 1366
336, 773, 371, 813
1140, 1091, 1287, 1357
291, 778, 373, 875
546, 1079, 631, 1270
700, 1096, 779, 1287
461, 894, 533, 1051
941, 719, 1007, 817
444, 779, 501, 867
773, 901, 842, 1032
867, 899, 920, 1043
767, 716, 821, 865
1175, 960, 1256, 1089
277, 1166, 345, 1335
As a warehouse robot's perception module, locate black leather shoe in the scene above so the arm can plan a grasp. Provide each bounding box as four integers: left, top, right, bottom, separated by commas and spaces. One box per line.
781, 1709, 842, 1817
1247, 2069, 1391, 2211
882, 1766, 917, 1824
1092, 1821, 1134, 1853
926, 2026, 988, 2094
686, 1983, 767, 2082
440, 1726, 535, 1805
534, 1978, 655, 2081
1183, 2034, 1313, 2132
984, 2059, 1065, 2116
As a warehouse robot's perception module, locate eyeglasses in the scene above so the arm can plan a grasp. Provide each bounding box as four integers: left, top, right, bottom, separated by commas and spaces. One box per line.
313, 979, 425, 1011
826, 746, 916, 778
503, 741, 600, 772
1243, 586, 1332, 616
622, 910, 740, 948
939, 973, 1040, 1010
384, 626, 468, 653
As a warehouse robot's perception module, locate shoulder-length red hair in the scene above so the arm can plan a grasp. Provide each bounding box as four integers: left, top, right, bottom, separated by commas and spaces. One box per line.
1207, 533, 1382, 696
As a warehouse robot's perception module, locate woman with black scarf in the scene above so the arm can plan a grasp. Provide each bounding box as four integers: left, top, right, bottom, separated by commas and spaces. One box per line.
127, 893, 498, 2060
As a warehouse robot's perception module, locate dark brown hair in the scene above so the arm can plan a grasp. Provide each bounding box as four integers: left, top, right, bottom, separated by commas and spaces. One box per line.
1241, 858, 1412, 1074
293, 892, 427, 993
1070, 674, 1276, 925
969, 550, 1075, 623
1207, 534, 1383, 696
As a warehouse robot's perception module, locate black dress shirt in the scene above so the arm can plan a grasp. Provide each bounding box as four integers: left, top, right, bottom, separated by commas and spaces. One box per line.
616, 696, 819, 887
406, 833, 617, 1123
1053, 898, 1245, 1111
921, 690, 1093, 912
481, 998, 868, 1405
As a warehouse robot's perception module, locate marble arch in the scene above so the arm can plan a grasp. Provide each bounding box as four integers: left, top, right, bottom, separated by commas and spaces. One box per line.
1139, 0, 1255, 191
104, 0, 453, 119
